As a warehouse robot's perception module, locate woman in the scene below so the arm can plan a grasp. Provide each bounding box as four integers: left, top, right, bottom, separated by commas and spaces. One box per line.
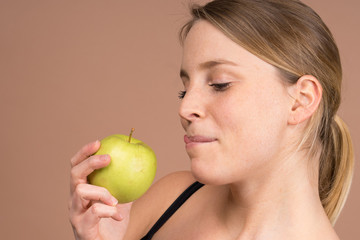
69, 0, 354, 239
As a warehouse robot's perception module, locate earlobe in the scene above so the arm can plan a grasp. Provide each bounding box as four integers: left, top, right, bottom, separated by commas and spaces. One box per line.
288, 75, 322, 125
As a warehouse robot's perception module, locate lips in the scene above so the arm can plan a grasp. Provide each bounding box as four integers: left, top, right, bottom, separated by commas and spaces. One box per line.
184, 135, 217, 145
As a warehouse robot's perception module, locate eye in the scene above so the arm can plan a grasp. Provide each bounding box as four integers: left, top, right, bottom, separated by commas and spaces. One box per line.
209, 82, 231, 91
178, 90, 186, 99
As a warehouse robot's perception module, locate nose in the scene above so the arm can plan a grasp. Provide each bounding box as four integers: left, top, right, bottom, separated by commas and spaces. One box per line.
178, 88, 205, 123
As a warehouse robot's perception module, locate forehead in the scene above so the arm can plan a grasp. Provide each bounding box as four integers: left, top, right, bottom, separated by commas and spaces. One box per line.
181, 20, 275, 73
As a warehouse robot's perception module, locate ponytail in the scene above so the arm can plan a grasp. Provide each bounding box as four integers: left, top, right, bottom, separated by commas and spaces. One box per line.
319, 115, 354, 225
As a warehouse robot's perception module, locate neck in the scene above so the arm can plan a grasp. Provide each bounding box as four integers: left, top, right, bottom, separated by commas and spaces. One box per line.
221, 152, 338, 240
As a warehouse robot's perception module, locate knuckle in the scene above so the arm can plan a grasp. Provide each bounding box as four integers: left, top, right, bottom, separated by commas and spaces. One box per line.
70, 166, 79, 179
71, 184, 84, 200
74, 183, 86, 197
70, 179, 82, 194
74, 184, 82, 195
91, 203, 100, 215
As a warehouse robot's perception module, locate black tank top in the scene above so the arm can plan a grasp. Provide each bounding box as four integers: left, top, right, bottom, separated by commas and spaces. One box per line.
141, 181, 204, 240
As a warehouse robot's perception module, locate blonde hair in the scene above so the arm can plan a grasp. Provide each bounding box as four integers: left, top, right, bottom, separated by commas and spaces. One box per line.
180, 0, 354, 224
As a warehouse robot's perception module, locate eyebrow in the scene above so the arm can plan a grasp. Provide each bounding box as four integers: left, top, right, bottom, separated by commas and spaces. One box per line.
180, 59, 239, 79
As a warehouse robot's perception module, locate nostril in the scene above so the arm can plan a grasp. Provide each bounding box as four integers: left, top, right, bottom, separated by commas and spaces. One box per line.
178, 92, 203, 120
192, 113, 200, 118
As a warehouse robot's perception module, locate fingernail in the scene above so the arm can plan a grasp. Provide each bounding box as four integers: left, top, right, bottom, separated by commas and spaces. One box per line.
111, 197, 118, 206
93, 140, 100, 148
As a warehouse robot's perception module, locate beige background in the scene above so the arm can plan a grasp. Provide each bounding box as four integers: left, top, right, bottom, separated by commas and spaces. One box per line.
0, 0, 358, 239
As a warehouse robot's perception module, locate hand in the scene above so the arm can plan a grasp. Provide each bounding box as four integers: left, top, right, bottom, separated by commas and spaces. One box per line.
69, 141, 132, 240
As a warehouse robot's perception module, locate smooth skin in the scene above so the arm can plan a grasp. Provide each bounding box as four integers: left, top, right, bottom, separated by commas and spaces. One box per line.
69, 20, 339, 240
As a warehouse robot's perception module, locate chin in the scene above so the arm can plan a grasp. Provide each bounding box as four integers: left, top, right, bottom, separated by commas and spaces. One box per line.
190, 156, 231, 186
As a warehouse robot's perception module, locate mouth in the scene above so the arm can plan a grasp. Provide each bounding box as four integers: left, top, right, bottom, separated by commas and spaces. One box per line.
184, 135, 217, 148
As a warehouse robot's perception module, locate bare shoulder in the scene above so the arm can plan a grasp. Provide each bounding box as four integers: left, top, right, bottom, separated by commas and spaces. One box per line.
124, 171, 196, 239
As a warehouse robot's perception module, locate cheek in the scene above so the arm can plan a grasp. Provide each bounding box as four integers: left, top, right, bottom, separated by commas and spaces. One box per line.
217, 86, 289, 163
190, 87, 289, 185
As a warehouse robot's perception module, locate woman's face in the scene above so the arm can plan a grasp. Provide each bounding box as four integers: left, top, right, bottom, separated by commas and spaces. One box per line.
179, 21, 294, 185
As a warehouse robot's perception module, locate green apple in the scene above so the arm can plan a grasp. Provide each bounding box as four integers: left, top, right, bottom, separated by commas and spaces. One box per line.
88, 129, 157, 203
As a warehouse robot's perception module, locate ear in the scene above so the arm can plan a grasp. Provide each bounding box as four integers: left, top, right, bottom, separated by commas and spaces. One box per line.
288, 75, 322, 125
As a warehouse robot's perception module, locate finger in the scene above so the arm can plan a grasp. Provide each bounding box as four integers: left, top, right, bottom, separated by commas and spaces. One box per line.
71, 140, 100, 167
82, 203, 123, 228
70, 154, 110, 193
73, 184, 118, 210
115, 202, 133, 218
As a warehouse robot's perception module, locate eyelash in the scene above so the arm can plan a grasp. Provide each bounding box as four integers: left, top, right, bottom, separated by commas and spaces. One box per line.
209, 82, 231, 91
178, 90, 186, 99
178, 83, 231, 99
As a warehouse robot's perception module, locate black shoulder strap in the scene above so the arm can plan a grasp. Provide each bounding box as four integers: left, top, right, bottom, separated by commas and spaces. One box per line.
140, 181, 204, 240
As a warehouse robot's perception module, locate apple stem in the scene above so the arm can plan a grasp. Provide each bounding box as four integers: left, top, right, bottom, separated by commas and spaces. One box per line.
128, 128, 135, 143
